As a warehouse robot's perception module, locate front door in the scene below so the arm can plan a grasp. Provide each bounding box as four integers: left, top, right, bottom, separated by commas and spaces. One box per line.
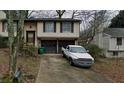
26, 31, 35, 45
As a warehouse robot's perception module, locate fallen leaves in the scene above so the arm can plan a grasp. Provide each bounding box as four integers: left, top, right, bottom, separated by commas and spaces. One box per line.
92, 58, 124, 82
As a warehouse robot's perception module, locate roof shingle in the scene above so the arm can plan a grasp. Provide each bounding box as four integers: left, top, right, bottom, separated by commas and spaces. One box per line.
104, 28, 124, 37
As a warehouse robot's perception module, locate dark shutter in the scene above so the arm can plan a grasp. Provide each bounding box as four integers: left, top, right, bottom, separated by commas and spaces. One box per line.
2, 22, 4, 32
17, 22, 18, 31
43, 22, 45, 32
60, 22, 62, 33
54, 21, 56, 32
71, 22, 74, 33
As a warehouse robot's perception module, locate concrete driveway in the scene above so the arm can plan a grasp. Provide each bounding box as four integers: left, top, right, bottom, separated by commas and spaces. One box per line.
36, 54, 112, 83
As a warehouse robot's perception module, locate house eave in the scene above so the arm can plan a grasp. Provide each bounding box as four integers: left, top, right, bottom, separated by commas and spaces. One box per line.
37, 37, 79, 39
1, 18, 81, 23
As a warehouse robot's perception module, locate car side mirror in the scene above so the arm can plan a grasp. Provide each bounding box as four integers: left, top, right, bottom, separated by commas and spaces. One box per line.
86, 50, 89, 52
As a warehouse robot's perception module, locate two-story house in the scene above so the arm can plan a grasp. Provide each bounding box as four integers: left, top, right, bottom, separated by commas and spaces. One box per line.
0, 14, 81, 53
93, 28, 124, 58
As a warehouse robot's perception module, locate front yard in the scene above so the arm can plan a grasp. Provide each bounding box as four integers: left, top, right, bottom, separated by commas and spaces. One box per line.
0, 49, 124, 83
0, 48, 40, 83
92, 58, 124, 83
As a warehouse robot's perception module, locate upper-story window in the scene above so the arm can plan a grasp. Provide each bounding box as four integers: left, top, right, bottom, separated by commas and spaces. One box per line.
2, 22, 17, 32
13, 23, 17, 32
44, 22, 55, 32
2, 22, 7, 32
61, 22, 73, 33
117, 37, 122, 45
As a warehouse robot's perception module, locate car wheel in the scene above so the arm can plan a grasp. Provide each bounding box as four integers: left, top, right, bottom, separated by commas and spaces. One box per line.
69, 58, 74, 66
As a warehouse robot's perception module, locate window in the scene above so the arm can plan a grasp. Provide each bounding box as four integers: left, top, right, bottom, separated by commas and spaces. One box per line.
117, 37, 122, 45
113, 51, 118, 56
70, 47, 87, 53
2, 22, 17, 32
61, 22, 73, 33
13, 23, 17, 32
2, 22, 7, 32
44, 22, 55, 32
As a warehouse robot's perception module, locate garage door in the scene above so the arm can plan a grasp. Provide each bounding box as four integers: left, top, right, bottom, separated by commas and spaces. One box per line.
58, 40, 75, 53
41, 40, 57, 53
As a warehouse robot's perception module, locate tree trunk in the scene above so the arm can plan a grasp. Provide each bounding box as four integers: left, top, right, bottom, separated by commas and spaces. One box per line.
7, 11, 15, 76
5, 10, 26, 80
17, 11, 25, 51
11, 10, 26, 78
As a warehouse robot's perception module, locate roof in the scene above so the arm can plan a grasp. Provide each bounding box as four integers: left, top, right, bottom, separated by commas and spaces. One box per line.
1, 18, 81, 22
103, 28, 124, 37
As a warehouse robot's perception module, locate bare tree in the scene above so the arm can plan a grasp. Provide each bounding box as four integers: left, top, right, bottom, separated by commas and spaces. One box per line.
56, 10, 66, 18
71, 10, 78, 19
4, 10, 26, 80
30, 10, 57, 18
4, 11, 14, 75
74, 10, 112, 45
31, 10, 66, 18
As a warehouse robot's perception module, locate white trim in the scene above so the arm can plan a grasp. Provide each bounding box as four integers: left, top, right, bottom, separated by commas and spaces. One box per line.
103, 32, 111, 37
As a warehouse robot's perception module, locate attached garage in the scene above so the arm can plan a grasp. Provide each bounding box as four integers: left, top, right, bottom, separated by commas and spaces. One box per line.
58, 40, 75, 53
41, 40, 57, 53
41, 40, 76, 53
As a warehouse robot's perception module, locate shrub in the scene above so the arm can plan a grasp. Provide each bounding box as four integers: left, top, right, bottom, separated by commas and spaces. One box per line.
0, 36, 8, 48
21, 44, 38, 57
85, 44, 103, 59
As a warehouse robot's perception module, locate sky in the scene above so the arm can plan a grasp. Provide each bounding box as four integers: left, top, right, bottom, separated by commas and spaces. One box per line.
29, 10, 119, 31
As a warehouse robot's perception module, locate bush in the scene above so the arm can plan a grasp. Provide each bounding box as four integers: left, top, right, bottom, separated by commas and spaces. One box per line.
85, 44, 103, 59
21, 45, 38, 57
0, 36, 8, 48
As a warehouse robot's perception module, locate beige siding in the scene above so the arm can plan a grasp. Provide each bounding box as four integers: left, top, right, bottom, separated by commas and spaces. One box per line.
37, 22, 79, 38
0, 21, 17, 37
37, 22, 43, 37
0, 22, 2, 32
24, 22, 37, 31
0, 11, 6, 19
0, 21, 7, 36
0, 21, 80, 47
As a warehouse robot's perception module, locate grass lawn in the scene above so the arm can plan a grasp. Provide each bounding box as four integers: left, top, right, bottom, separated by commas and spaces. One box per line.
92, 58, 124, 83
0, 48, 40, 83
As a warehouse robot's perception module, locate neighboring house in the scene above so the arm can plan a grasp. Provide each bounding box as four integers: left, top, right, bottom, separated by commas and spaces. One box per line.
0, 12, 81, 53
0, 11, 6, 19
93, 28, 124, 58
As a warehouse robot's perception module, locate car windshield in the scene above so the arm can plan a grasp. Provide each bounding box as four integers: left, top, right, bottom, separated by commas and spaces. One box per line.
69, 47, 87, 53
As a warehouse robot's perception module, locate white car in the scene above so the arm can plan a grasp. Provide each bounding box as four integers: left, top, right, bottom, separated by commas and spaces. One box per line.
62, 45, 94, 67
